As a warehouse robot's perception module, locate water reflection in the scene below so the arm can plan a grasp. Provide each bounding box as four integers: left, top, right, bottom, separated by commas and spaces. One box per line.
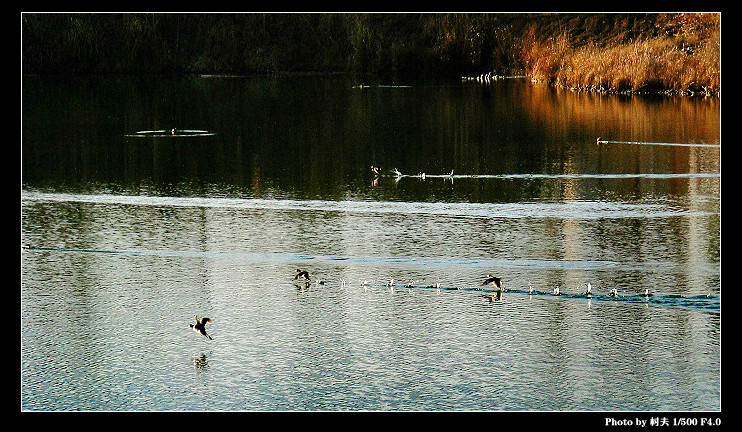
193, 353, 209, 370
22, 75, 719, 204
22, 190, 720, 299
21, 74, 720, 411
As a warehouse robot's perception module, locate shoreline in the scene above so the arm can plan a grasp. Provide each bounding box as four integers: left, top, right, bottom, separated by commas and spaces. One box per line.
22, 13, 720, 99
21, 70, 719, 99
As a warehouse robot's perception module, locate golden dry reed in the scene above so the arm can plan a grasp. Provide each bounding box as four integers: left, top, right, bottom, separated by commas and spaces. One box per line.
523, 13, 720, 96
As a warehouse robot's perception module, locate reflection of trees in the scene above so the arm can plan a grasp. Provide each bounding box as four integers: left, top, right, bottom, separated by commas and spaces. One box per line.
23, 75, 719, 206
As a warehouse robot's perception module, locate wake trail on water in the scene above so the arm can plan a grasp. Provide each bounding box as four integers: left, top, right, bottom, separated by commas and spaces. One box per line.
21, 191, 716, 219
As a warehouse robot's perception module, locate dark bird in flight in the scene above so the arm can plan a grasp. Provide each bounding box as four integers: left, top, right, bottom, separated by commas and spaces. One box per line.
481, 275, 503, 302
481, 275, 502, 289
190, 315, 213, 340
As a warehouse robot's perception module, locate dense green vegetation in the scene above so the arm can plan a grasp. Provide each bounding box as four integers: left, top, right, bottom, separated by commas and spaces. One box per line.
22, 13, 720, 96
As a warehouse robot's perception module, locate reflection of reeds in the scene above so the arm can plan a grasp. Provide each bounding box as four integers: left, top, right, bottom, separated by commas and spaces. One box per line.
523, 14, 720, 96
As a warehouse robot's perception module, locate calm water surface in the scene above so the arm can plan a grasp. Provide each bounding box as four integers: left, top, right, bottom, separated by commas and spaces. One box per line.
21, 74, 720, 411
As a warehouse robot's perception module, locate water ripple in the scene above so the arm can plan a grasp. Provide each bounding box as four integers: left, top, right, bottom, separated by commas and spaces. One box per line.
22, 191, 714, 219
25, 245, 617, 270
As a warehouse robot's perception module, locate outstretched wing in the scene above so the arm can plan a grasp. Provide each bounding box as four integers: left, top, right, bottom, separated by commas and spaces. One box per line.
482, 276, 500, 286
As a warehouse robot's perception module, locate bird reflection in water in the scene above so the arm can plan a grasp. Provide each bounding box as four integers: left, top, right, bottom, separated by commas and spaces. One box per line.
295, 280, 311, 292
193, 353, 209, 370
371, 166, 381, 187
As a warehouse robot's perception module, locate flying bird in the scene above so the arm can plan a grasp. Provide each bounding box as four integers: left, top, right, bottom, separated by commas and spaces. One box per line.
190, 315, 213, 340
481, 275, 503, 302
481, 275, 502, 289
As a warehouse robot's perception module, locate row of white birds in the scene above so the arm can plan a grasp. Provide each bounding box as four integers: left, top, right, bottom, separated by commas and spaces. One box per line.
292, 268, 639, 301
461, 72, 509, 84
190, 268, 710, 340
372, 165, 452, 181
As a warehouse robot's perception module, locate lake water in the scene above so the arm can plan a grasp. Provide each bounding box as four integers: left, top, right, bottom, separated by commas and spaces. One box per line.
21, 74, 720, 412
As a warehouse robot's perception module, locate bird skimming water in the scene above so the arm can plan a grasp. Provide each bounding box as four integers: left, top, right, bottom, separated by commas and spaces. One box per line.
481, 275, 503, 302
481, 275, 502, 289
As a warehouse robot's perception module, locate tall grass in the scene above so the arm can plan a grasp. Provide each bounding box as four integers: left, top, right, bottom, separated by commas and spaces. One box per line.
522, 13, 720, 96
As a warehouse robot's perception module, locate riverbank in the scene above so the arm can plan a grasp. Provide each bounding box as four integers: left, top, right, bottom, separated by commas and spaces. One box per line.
521, 14, 720, 97
21, 13, 720, 97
